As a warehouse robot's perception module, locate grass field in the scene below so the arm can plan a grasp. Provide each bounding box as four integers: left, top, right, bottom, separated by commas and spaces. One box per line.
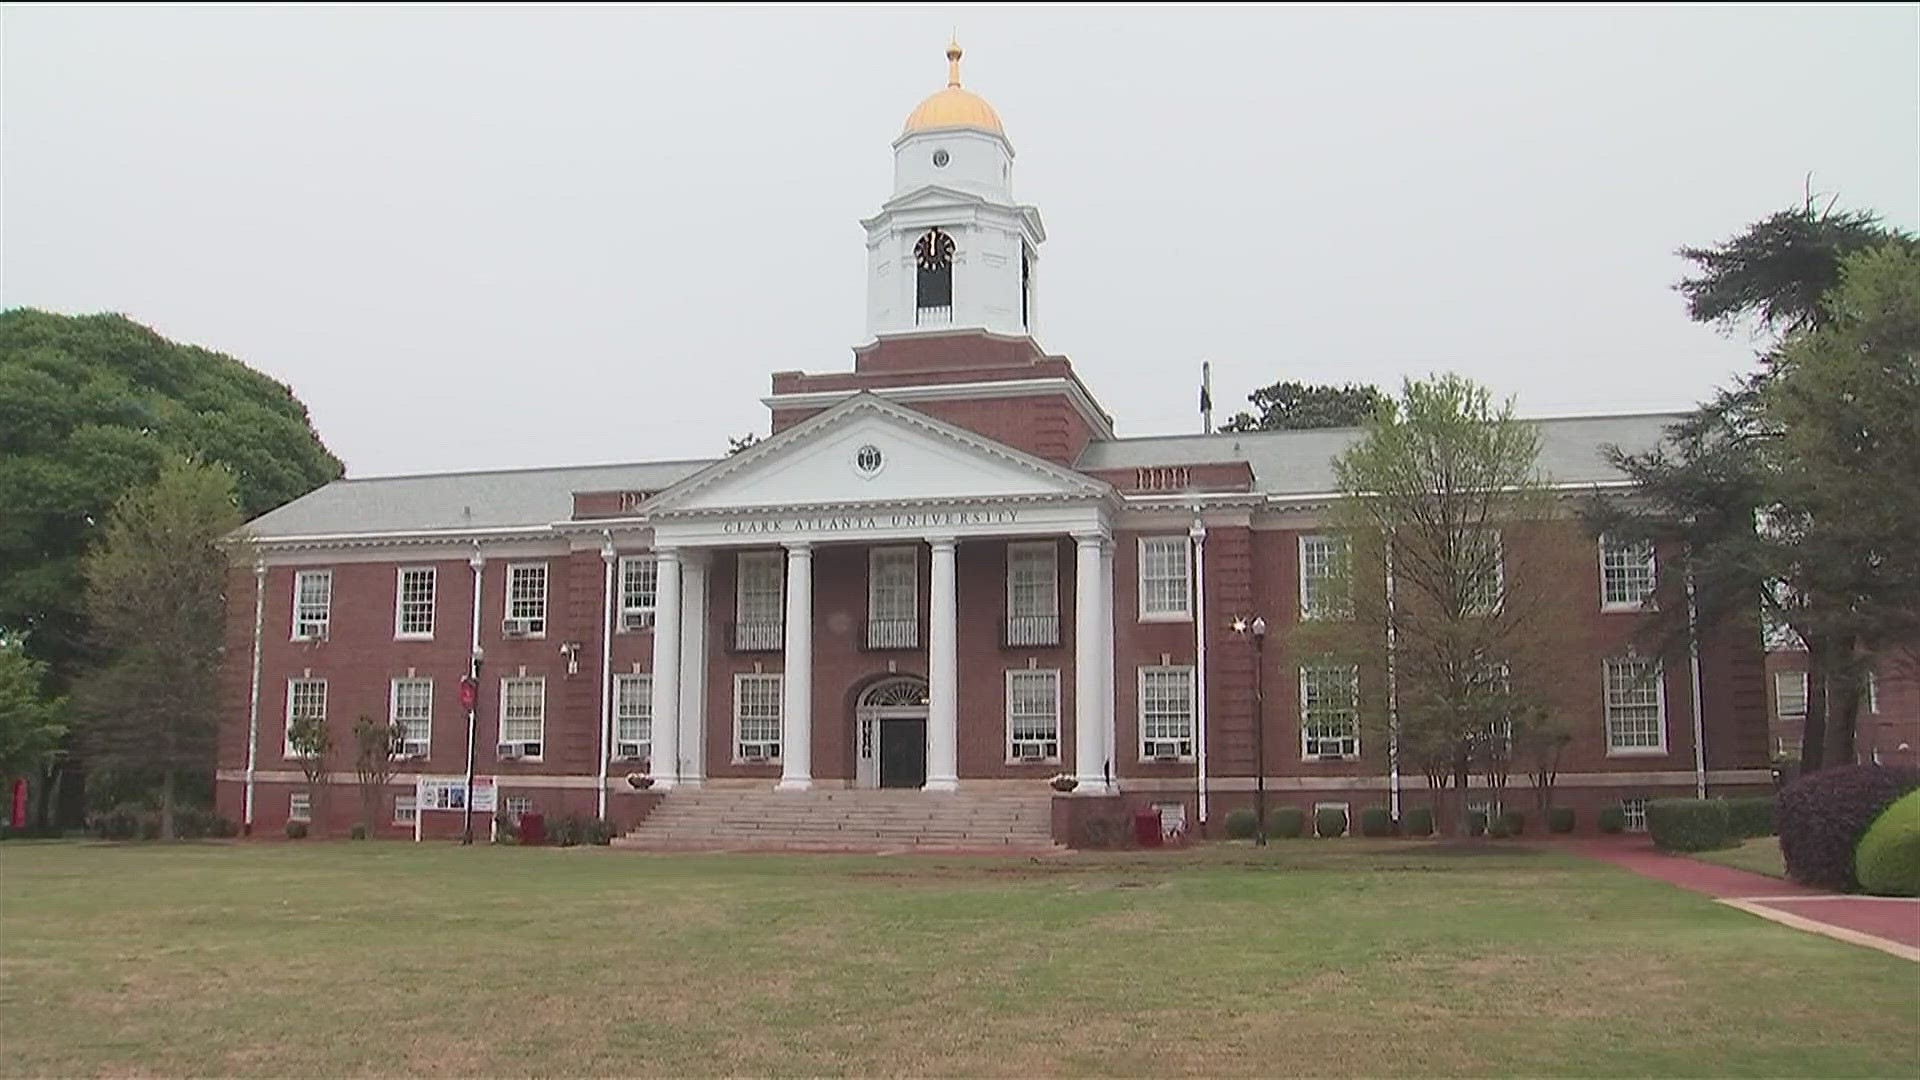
1693, 837, 1790, 880
2, 841, 1914, 1077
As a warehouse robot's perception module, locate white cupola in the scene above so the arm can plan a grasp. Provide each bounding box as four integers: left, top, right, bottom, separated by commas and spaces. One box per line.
862, 41, 1046, 342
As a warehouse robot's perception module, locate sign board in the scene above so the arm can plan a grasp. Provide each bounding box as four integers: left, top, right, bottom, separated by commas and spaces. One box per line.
416, 776, 496, 813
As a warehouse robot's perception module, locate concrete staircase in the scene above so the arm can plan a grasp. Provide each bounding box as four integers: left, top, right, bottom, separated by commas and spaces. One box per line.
614, 788, 1062, 852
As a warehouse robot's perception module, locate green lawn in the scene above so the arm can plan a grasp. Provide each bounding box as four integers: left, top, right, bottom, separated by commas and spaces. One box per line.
1, 841, 1914, 1077
1693, 837, 1790, 880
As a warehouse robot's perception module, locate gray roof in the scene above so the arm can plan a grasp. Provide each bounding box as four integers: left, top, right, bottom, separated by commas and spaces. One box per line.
1075, 412, 1680, 495
244, 459, 713, 538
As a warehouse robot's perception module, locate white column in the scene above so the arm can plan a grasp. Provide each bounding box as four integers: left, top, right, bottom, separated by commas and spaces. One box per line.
1100, 537, 1117, 783
679, 552, 710, 788
777, 542, 813, 791
597, 540, 616, 818
648, 548, 682, 790
1074, 532, 1110, 793
926, 536, 961, 792
1188, 522, 1207, 828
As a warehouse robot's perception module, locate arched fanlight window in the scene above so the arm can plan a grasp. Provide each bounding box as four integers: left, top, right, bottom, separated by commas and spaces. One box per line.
859, 676, 930, 709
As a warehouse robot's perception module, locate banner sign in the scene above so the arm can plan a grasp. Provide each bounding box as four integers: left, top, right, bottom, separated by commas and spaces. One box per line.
416, 776, 496, 813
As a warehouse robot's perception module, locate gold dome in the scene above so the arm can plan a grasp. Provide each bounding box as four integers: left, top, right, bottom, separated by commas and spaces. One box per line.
902, 40, 1005, 136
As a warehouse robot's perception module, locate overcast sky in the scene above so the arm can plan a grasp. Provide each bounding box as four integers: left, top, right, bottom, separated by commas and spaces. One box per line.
5, 5, 1915, 478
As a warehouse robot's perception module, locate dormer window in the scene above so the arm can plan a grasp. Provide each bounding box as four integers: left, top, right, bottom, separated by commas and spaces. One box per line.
915, 228, 954, 324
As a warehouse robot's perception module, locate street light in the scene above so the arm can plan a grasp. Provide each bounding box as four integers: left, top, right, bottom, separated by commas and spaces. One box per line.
461, 649, 484, 846
1231, 615, 1269, 846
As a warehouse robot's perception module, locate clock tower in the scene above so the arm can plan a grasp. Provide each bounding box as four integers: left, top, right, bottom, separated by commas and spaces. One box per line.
863, 42, 1045, 342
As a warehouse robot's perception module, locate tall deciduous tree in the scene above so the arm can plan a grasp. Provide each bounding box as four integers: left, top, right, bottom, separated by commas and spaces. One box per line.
1219, 381, 1386, 432
1311, 375, 1563, 836
288, 709, 334, 834
75, 455, 244, 840
351, 714, 404, 836
0, 642, 66, 789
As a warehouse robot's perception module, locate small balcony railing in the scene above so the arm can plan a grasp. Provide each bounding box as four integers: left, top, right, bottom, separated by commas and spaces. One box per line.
1003, 615, 1061, 648
729, 619, 784, 653
864, 617, 922, 651
915, 304, 953, 327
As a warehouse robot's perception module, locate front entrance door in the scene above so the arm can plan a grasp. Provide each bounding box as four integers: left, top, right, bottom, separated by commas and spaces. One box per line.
879, 719, 927, 788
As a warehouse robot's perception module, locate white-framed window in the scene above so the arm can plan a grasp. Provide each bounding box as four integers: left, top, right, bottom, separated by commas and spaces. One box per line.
498, 677, 545, 758
395, 566, 436, 638
1139, 665, 1195, 760
1138, 536, 1192, 620
614, 674, 652, 762
503, 563, 548, 636
1313, 801, 1351, 836
736, 552, 784, 649
867, 547, 919, 648
1154, 801, 1188, 837
503, 794, 533, 819
393, 795, 417, 825
1300, 662, 1361, 758
1621, 796, 1650, 834
284, 678, 327, 757
734, 673, 783, 762
1867, 670, 1880, 714
1605, 657, 1666, 755
1599, 535, 1656, 611
1006, 669, 1061, 763
1006, 542, 1060, 646
1463, 529, 1504, 616
1299, 534, 1351, 620
390, 677, 432, 758
1775, 670, 1808, 720
289, 792, 312, 822
618, 556, 657, 632
293, 569, 332, 640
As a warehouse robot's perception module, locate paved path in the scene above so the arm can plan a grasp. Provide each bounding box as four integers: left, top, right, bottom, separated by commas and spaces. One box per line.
1563, 838, 1920, 961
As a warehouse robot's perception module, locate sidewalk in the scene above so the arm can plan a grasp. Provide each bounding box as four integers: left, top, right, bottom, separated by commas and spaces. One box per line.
1562, 837, 1920, 961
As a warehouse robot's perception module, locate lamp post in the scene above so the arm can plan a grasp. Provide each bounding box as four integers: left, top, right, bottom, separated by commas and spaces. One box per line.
461, 650, 484, 846
1232, 615, 1269, 846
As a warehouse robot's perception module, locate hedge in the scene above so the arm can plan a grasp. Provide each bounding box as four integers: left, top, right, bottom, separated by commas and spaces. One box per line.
1597, 805, 1626, 834
285, 819, 309, 839
1315, 806, 1348, 838
1855, 790, 1920, 897
1778, 765, 1919, 891
1269, 806, 1305, 839
1403, 805, 1434, 837
1223, 808, 1257, 840
1358, 805, 1393, 837
1467, 811, 1487, 838
1724, 796, 1775, 839
1487, 815, 1513, 839
1497, 810, 1524, 837
1547, 806, 1576, 834
1648, 799, 1735, 852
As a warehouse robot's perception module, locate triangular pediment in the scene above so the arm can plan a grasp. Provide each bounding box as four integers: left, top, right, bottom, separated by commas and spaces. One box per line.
642, 394, 1109, 516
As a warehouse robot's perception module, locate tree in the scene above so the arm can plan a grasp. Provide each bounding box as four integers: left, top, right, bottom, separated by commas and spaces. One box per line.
1517, 708, 1574, 812
1313, 375, 1562, 836
350, 714, 404, 836
74, 455, 244, 840
1599, 239, 1920, 773
0, 641, 66, 788
726, 433, 761, 456
287, 708, 334, 833
1219, 381, 1386, 433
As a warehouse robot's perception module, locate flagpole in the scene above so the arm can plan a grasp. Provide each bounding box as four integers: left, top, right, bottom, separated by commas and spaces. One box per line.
1200, 360, 1214, 434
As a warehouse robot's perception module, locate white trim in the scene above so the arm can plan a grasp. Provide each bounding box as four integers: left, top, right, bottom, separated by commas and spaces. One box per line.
733, 671, 784, 763
1137, 664, 1196, 762
762, 377, 1116, 441
617, 555, 659, 632
613, 673, 653, 763
284, 677, 327, 759
389, 676, 433, 759
867, 545, 919, 645
1297, 534, 1350, 621
1604, 657, 1668, 757
291, 568, 332, 641
393, 794, 418, 825
1136, 535, 1193, 622
1598, 534, 1657, 612
1005, 668, 1062, 764
1005, 540, 1059, 621
504, 562, 549, 638
736, 550, 785, 638
1774, 670, 1809, 721
394, 565, 436, 639
497, 676, 546, 761
1299, 662, 1361, 760
288, 791, 312, 823
1312, 801, 1352, 837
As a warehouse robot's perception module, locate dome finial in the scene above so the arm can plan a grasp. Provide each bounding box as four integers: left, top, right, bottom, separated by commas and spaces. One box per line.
946, 36, 963, 87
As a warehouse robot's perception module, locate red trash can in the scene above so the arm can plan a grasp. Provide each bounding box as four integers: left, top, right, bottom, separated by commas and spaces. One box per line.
1133, 806, 1164, 848
518, 812, 546, 845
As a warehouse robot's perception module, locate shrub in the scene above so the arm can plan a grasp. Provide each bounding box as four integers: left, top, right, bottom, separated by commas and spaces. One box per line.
1497, 810, 1524, 837
1358, 805, 1393, 837
494, 809, 519, 841
1548, 806, 1576, 834
1724, 796, 1775, 839
1315, 807, 1347, 838
87, 804, 144, 840
1487, 815, 1513, 839
1467, 811, 1487, 838
1598, 805, 1626, 834
349, 824, 369, 841
1269, 806, 1305, 839
1855, 790, 1920, 897
586, 817, 617, 846
550, 813, 585, 847
1648, 799, 1735, 853
210, 815, 238, 839
285, 819, 309, 839
1403, 805, 1434, 837
1778, 764, 1920, 892
1223, 808, 1257, 840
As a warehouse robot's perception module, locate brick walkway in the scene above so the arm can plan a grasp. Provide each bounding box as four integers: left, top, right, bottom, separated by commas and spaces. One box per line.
1564, 838, 1920, 960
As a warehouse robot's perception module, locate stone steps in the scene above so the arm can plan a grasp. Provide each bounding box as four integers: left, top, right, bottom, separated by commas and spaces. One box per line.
616, 788, 1063, 852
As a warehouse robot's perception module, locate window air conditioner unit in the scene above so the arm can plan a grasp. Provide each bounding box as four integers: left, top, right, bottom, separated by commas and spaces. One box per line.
401, 742, 429, 759
1015, 743, 1047, 762
1146, 741, 1182, 761
1316, 752, 1349, 762
296, 621, 328, 640
497, 743, 522, 759
615, 741, 644, 760
620, 611, 655, 632
740, 744, 770, 762
502, 617, 537, 637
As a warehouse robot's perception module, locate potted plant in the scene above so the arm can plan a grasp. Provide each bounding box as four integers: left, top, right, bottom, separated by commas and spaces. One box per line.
626, 761, 655, 790
1048, 773, 1078, 793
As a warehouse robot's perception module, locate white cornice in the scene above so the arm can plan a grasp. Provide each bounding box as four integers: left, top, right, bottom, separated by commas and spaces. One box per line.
246, 525, 557, 554
763, 376, 1115, 440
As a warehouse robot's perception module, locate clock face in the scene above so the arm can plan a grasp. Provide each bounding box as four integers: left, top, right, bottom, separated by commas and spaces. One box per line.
914, 229, 955, 271
932, 148, 950, 167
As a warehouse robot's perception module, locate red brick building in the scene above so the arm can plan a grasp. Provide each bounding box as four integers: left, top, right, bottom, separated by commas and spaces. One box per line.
215, 45, 1774, 844
1765, 646, 1919, 769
